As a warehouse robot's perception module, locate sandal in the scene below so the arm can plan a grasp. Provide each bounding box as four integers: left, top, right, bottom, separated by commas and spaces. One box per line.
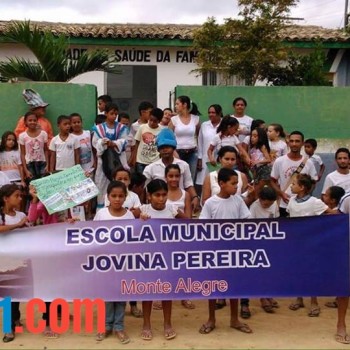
231, 323, 253, 334
130, 305, 143, 317
181, 300, 195, 309
308, 305, 320, 317
152, 301, 162, 310
240, 305, 251, 319
261, 299, 274, 313
2, 332, 15, 343
95, 329, 112, 341
141, 329, 153, 341
164, 328, 177, 340
335, 333, 350, 344
199, 323, 215, 334
325, 300, 338, 308
289, 298, 304, 311
115, 330, 130, 344
215, 299, 226, 310
43, 328, 58, 339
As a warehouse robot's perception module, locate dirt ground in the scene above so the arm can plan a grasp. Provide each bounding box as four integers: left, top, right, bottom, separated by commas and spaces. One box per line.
0, 297, 348, 349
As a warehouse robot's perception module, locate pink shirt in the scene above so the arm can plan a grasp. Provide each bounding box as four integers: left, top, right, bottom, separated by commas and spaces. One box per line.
28, 201, 58, 225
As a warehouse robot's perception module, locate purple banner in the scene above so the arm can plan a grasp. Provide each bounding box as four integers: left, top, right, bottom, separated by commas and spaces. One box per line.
0, 215, 349, 301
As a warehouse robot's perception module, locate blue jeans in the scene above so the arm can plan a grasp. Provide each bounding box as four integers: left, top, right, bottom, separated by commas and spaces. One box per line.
26, 161, 46, 180
177, 149, 198, 182
105, 301, 126, 331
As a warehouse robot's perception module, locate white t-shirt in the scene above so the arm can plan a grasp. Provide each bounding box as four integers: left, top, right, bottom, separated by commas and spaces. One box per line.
143, 158, 193, 189
134, 124, 161, 164
74, 131, 94, 172
0, 172, 11, 186
200, 194, 251, 220
196, 120, 219, 185
167, 189, 186, 212
339, 193, 350, 214
128, 120, 144, 147
1, 211, 26, 225
139, 204, 178, 219
269, 140, 288, 159
321, 170, 350, 194
250, 199, 280, 219
286, 196, 328, 217
0, 150, 22, 182
171, 114, 199, 149
209, 169, 244, 196
18, 130, 48, 163
104, 190, 141, 209
93, 207, 134, 221
49, 134, 80, 171
231, 115, 253, 143
210, 133, 240, 153
270, 155, 317, 208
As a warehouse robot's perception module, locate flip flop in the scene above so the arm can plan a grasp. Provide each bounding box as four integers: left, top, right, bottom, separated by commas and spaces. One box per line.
308, 306, 320, 317
335, 333, 350, 344
141, 329, 153, 341
261, 304, 274, 313
289, 301, 305, 311
95, 329, 112, 341
130, 306, 143, 317
43, 329, 58, 339
325, 301, 338, 308
164, 328, 177, 340
2, 332, 15, 343
240, 306, 251, 319
199, 324, 215, 334
231, 323, 253, 334
152, 301, 163, 310
181, 300, 195, 309
115, 330, 130, 344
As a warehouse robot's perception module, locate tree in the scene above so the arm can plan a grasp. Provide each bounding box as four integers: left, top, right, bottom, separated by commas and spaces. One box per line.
193, 0, 299, 85
266, 45, 330, 86
0, 21, 115, 82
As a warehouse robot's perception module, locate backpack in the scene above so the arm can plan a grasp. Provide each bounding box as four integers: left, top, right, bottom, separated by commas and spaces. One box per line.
101, 148, 122, 181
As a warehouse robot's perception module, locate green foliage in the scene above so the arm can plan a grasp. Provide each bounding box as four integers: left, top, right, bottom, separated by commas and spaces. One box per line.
266, 47, 330, 86
0, 20, 115, 82
193, 0, 299, 85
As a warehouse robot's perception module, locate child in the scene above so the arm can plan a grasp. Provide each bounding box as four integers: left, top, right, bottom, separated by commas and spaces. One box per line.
130, 108, 163, 173
165, 164, 193, 310
322, 185, 346, 309
70, 113, 94, 174
49, 115, 80, 173
207, 115, 249, 166
250, 186, 280, 313
104, 167, 141, 210
97, 94, 112, 114
1, 184, 28, 343
94, 181, 132, 344
160, 108, 173, 128
248, 128, 272, 192
118, 113, 130, 127
0, 131, 25, 187
128, 101, 154, 154
287, 174, 332, 316
137, 179, 185, 341
242, 119, 266, 152
267, 123, 288, 162
199, 168, 252, 335
18, 112, 49, 181
304, 138, 325, 183
92, 103, 128, 210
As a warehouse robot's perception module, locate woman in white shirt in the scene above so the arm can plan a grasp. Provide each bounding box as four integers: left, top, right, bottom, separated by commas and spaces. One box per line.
169, 96, 200, 180
196, 104, 222, 188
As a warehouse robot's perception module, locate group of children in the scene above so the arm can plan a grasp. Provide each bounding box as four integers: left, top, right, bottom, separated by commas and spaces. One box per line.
1, 91, 349, 345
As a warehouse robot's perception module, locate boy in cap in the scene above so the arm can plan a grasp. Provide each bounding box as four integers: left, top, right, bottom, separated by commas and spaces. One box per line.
143, 128, 200, 211
14, 89, 54, 142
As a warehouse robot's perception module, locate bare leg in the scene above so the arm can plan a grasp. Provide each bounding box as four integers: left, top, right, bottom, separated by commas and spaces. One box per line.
199, 299, 216, 333
141, 301, 153, 340
230, 299, 252, 333
162, 301, 176, 340
337, 297, 349, 336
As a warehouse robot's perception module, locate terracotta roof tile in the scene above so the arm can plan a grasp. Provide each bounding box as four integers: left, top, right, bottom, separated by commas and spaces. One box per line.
0, 20, 348, 42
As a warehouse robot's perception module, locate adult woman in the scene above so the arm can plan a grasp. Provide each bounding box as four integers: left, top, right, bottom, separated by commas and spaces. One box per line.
169, 96, 200, 180
231, 97, 253, 143
201, 146, 248, 204
196, 104, 222, 188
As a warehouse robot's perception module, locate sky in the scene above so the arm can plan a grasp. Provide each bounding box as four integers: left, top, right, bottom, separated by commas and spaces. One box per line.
0, 0, 346, 29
